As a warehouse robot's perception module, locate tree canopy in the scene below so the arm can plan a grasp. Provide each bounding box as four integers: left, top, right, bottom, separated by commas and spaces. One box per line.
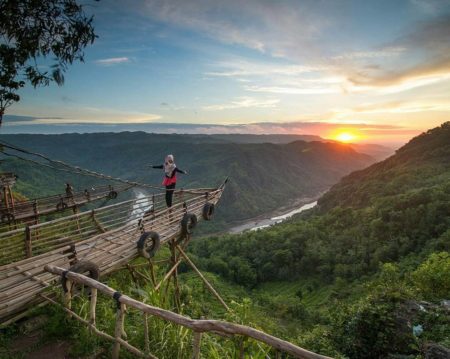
0, 0, 96, 125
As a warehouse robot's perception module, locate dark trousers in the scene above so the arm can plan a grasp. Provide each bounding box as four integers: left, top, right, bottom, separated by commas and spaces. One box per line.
165, 183, 176, 207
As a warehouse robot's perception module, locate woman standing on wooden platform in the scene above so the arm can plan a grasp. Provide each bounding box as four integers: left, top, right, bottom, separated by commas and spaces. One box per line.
150, 155, 188, 207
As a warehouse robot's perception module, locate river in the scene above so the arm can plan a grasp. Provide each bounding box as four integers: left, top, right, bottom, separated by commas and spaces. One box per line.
229, 200, 318, 234
133, 188, 318, 234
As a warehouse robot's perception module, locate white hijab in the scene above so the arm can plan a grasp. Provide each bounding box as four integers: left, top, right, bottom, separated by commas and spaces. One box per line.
164, 154, 176, 177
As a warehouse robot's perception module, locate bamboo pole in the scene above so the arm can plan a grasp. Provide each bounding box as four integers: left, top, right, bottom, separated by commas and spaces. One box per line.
112, 303, 126, 359
192, 331, 202, 359
64, 279, 72, 315
25, 226, 32, 258
90, 288, 97, 326
144, 312, 150, 353
154, 260, 182, 292
176, 246, 230, 312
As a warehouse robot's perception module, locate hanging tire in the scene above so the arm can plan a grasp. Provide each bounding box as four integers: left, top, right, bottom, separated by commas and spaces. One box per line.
180, 213, 197, 238
61, 260, 100, 292
108, 190, 118, 199
137, 231, 160, 258
202, 203, 215, 221
1, 213, 15, 223
56, 202, 68, 211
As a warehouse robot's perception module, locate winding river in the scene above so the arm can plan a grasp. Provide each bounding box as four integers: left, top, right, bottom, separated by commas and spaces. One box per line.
229, 201, 318, 233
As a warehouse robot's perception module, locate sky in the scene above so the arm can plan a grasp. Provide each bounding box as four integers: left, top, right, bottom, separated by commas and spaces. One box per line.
3, 0, 450, 145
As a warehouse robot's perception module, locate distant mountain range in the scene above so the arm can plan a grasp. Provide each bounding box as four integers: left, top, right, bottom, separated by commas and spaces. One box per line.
0, 132, 375, 230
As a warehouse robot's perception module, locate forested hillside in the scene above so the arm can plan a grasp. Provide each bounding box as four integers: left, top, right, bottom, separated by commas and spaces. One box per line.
0, 132, 374, 230
189, 122, 450, 358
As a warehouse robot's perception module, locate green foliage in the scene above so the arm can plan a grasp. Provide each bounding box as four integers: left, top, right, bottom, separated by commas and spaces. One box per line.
330, 293, 418, 359
412, 251, 450, 301
0, 0, 96, 122
189, 124, 450, 287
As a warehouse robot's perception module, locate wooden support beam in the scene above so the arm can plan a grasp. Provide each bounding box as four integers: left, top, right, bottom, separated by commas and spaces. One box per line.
154, 259, 182, 292
176, 245, 230, 312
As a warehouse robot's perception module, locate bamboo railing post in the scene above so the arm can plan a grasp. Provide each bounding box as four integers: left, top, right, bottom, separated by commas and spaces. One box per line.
192, 331, 202, 359
90, 288, 97, 326
144, 312, 150, 353
25, 226, 32, 258
64, 279, 72, 314
239, 337, 245, 359
91, 210, 106, 233
112, 303, 126, 359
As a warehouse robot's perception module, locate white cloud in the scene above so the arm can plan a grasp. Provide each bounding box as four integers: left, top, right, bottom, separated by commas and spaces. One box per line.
94, 57, 130, 66
332, 47, 406, 60
205, 59, 325, 78
202, 97, 279, 111
245, 85, 339, 95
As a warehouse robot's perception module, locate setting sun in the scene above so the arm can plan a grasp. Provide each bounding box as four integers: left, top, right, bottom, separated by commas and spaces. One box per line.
334, 132, 357, 143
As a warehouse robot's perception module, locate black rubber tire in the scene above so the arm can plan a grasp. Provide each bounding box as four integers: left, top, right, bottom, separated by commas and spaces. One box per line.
56, 202, 68, 211
202, 203, 215, 221
180, 213, 197, 238
108, 190, 118, 199
61, 260, 100, 292
137, 231, 160, 258
1, 213, 15, 223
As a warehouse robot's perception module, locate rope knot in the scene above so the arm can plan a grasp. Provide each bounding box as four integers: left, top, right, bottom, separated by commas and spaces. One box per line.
61, 270, 70, 293
113, 291, 122, 310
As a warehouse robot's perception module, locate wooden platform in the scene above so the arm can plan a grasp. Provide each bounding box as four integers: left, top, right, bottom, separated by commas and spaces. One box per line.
0, 187, 224, 325
0, 183, 133, 225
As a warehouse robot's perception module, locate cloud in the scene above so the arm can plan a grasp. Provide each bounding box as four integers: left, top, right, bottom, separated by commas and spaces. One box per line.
202, 97, 279, 111
5, 108, 161, 125
142, 1, 450, 95
3, 115, 65, 123
141, 0, 329, 60
94, 57, 130, 66
332, 47, 406, 60
245, 85, 339, 95
410, 0, 450, 14
343, 14, 450, 90
205, 59, 324, 78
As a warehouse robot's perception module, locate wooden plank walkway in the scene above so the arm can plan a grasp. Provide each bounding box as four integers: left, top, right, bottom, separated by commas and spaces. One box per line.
0, 187, 224, 325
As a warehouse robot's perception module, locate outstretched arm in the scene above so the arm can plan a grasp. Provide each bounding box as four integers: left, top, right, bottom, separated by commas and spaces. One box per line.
175, 167, 188, 175
150, 165, 163, 169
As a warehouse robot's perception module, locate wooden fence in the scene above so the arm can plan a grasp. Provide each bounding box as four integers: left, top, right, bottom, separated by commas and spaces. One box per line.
45, 264, 332, 359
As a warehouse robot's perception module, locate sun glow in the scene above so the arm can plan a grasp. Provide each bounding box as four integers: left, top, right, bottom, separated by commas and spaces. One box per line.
334, 132, 357, 143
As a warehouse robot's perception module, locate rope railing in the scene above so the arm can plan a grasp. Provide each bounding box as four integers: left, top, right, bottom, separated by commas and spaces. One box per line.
44, 264, 332, 359
0, 140, 185, 192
